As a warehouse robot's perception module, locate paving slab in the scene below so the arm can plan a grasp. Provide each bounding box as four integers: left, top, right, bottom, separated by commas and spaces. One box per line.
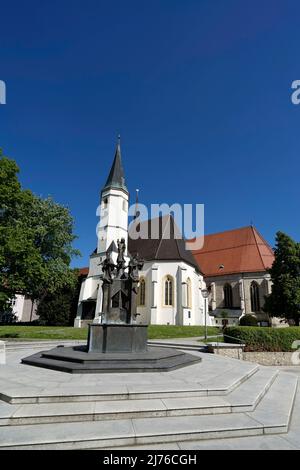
11, 401, 96, 424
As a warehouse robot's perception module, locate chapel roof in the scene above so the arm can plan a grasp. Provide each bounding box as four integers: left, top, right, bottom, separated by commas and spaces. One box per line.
128, 214, 201, 272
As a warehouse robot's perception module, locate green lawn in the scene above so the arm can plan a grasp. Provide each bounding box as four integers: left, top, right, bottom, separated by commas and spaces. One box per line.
0, 325, 220, 341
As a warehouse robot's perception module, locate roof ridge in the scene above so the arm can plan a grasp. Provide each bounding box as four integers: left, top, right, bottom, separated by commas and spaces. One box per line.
251, 225, 264, 269
251, 225, 274, 253
171, 216, 184, 260
155, 214, 174, 258
251, 225, 273, 269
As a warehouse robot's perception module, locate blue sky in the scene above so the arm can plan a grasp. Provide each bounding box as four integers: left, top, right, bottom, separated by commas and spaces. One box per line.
0, 0, 300, 267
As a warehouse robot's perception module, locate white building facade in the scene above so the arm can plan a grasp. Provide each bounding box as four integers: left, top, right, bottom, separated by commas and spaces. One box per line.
135, 260, 207, 326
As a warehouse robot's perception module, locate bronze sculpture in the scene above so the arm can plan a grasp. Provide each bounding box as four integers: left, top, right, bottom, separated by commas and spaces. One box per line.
100, 239, 144, 325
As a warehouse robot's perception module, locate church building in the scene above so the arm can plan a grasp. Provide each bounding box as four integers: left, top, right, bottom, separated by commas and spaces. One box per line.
74, 140, 211, 328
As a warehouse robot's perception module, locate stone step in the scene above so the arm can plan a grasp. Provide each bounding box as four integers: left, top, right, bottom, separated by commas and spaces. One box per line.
227, 368, 279, 412
0, 363, 259, 404
0, 413, 268, 449
200, 363, 259, 395
246, 373, 298, 433
0, 368, 277, 426
0, 372, 296, 449
0, 396, 231, 426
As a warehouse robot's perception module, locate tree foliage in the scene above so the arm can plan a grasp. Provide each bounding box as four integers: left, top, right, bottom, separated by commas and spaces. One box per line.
37, 269, 81, 326
264, 231, 300, 325
0, 150, 80, 315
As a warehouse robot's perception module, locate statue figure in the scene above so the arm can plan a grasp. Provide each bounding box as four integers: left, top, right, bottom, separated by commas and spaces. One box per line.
128, 253, 144, 322
116, 238, 126, 276
101, 251, 115, 284
128, 254, 144, 287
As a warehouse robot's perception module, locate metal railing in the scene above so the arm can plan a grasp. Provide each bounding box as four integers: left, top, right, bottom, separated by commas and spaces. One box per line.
205, 328, 245, 360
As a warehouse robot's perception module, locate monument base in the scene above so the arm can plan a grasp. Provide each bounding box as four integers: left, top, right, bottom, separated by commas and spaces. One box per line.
21, 346, 201, 373
88, 323, 148, 353
22, 321, 202, 374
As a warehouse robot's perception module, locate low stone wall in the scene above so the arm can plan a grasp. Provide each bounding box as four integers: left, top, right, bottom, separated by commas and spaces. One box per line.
242, 351, 297, 366
207, 343, 244, 360
208, 343, 299, 366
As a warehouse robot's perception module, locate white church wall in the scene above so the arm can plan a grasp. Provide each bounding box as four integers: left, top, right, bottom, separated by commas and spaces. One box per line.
79, 276, 99, 301
136, 262, 154, 324
88, 254, 102, 277
135, 260, 211, 326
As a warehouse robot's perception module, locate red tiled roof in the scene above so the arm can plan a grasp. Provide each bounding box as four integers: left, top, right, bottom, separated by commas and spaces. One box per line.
78, 267, 89, 276
192, 226, 274, 277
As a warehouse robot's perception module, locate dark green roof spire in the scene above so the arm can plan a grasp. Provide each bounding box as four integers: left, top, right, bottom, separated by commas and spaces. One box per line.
102, 136, 128, 194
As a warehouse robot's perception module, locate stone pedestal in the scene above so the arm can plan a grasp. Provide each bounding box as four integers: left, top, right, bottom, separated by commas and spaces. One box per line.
88, 323, 148, 353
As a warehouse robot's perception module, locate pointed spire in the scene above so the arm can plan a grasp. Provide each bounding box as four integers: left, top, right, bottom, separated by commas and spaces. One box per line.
102, 136, 128, 194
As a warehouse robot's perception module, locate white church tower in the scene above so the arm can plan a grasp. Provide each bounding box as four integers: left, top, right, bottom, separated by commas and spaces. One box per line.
74, 137, 129, 327
97, 136, 129, 256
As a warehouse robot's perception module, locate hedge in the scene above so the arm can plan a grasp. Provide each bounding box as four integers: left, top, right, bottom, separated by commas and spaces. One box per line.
239, 315, 258, 327
224, 326, 300, 352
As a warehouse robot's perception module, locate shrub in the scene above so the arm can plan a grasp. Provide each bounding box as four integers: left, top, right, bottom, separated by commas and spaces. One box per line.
239, 315, 258, 327
224, 326, 300, 352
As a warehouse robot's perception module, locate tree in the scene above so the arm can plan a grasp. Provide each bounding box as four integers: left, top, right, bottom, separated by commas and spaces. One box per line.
0, 150, 80, 315
37, 269, 81, 326
264, 231, 300, 326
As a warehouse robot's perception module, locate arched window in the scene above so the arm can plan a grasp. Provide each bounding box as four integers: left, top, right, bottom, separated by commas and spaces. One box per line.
138, 278, 146, 306
223, 284, 233, 308
250, 281, 260, 312
164, 276, 173, 306
186, 278, 192, 308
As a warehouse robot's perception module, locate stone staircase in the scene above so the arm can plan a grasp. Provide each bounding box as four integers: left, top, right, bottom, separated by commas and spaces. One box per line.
0, 360, 297, 449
